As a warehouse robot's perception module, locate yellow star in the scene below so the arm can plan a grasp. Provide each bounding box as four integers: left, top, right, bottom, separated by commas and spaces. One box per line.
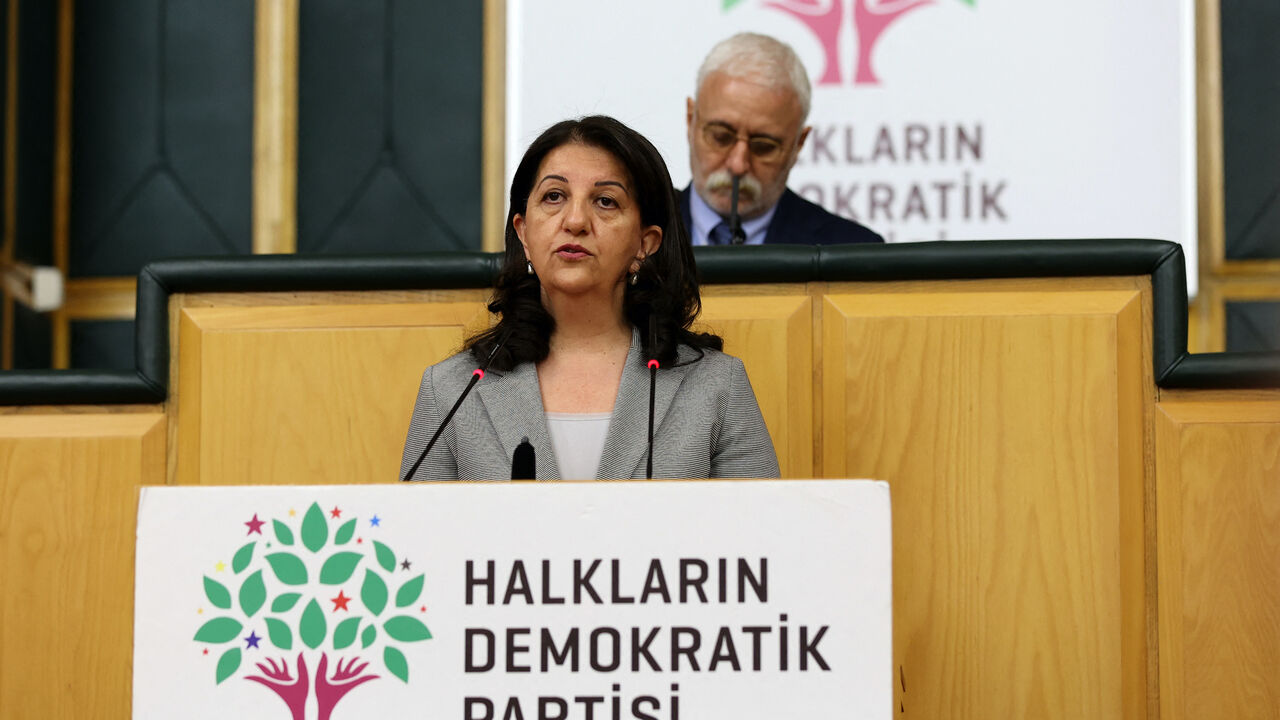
288, 508, 296, 517
197, 608, 204, 614
215, 561, 226, 572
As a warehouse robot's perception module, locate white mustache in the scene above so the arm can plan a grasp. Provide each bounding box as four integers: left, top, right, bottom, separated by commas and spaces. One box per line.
705, 171, 762, 202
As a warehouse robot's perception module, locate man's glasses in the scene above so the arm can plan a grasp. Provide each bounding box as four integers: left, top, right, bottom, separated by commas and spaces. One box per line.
700, 122, 787, 163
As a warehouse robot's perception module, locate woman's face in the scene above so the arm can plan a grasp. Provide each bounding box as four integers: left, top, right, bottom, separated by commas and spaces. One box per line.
514, 143, 662, 302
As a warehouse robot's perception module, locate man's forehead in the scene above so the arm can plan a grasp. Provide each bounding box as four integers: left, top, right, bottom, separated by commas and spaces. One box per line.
695, 72, 804, 133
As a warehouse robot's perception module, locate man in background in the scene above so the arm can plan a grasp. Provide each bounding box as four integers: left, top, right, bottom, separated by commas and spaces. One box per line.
682, 32, 883, 246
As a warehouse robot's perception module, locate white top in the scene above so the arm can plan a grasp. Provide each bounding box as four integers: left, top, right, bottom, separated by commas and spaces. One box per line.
545, 412, 612, 479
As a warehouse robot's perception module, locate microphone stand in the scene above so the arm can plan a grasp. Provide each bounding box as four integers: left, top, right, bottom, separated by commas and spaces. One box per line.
401, 333, 508, 482
646, 315, 659, 480
729, 175, 746, 244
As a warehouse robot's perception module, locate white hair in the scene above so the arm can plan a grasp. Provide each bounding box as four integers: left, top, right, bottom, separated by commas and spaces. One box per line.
695, 32, 812, 121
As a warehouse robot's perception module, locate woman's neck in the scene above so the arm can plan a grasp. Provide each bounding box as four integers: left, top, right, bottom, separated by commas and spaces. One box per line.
542, 286, 632, 354
536, 286, 633, 413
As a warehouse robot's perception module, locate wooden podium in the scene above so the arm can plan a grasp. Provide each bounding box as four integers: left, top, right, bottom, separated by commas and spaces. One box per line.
1, 241, 1277, 719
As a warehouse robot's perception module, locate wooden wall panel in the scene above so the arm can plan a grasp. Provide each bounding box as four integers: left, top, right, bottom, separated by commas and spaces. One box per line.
822, 282, 1150, 719
700, 287, 813, 478
173, 301, 489, 485
1156, 394, 1280, 720
170, 287, 817, 481
0, 412, 165, 718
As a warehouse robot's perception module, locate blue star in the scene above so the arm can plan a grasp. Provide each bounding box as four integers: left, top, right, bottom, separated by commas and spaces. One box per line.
244, 631, 261, 650
370, 515, 381, 527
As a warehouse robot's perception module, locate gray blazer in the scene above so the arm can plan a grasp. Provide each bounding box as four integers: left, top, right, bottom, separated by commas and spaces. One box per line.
400, 333, 780, 481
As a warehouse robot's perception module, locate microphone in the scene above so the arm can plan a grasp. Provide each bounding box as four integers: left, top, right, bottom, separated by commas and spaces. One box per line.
729, 175, 746, 245
645, 315, 659, 480
511, 437, 536, 480
401, 331, 510, 482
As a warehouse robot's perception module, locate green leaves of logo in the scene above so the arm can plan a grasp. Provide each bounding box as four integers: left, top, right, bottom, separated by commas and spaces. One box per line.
271, 592, 302, 613
197, 501, 431, 689
384, 616, 432, 642
203, 577, 232, 609
194, 617, 242, 643
384, 646, 409, 683
301, 503, 328, 553
319, 552, 363, 585
273, 520, 295, 545
335, 518, 356, 545
333, 617, 362, 650
239, 570, 266, 617
265, 617, 293, 650
216, 648, 241, 684
396, 575, 424, 608
373, 541, 396, 572
265, 552, 308, 585
300, 598, 327, 650
232, 542, 255, 574
361, 570, 388, 616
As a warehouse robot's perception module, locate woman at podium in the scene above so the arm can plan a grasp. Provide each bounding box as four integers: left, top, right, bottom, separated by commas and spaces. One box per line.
401, 116, 778, 481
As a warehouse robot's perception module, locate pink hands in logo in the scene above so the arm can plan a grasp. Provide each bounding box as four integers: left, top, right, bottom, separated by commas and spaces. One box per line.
761, 0, 935, 85
315, 654, 380, 720
245, 653, 309, 720
245, 652, 379, 720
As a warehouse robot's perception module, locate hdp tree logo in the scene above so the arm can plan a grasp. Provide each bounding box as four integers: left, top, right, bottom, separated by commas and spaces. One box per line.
726, 0, 975, 85
193, 502, 431, 719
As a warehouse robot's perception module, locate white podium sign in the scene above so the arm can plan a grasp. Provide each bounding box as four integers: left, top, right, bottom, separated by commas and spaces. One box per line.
133, 480, 891, 719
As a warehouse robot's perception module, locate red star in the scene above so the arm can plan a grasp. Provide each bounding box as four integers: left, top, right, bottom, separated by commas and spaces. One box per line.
245, 513, 265, 535
331, 590, 352, 612
330, 506, 342, 519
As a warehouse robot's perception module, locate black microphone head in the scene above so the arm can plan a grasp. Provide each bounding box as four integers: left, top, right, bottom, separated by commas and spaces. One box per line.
512, 436, 536, 480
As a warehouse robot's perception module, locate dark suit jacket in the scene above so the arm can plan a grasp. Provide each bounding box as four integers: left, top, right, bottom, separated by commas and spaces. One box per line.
680, 186, 884, 245
400, 331, 780, 481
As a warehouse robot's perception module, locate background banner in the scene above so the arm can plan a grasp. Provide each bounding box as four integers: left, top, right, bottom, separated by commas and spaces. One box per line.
507, 0, 1198, 292
134, 480, 892, 719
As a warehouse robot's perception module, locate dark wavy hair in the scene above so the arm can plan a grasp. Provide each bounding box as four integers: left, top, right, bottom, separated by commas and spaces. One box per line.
466, 115, 722, 371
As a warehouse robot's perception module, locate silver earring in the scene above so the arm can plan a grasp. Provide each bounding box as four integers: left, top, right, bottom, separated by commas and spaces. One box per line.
526, 261, 534, 275
628, 272, 639, 286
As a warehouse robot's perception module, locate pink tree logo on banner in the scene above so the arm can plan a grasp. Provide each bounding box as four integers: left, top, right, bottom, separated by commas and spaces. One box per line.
726, 0, 975, 85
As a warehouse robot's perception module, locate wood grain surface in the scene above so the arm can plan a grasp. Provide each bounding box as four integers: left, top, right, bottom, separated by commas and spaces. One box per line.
1156, 395, 1280, 720
699, 289, 813, 477
172, 302, 489, 485
823, 284, 1149, 719
0, 413, 164, 718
